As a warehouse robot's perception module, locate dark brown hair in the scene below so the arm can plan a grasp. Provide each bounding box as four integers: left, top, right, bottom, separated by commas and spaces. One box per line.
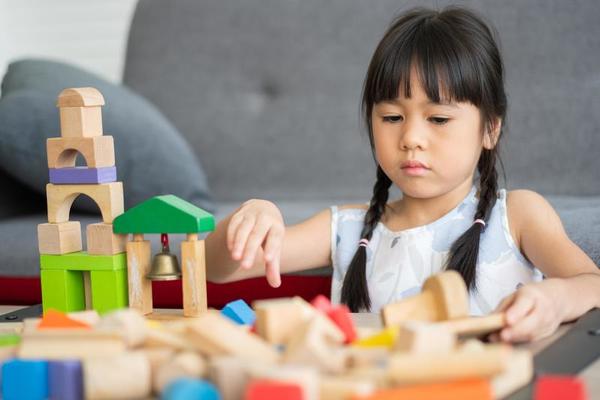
341, 6, 507, 312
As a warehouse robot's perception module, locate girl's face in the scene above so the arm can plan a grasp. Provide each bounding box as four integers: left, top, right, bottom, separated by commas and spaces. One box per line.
371, 68, 497, 199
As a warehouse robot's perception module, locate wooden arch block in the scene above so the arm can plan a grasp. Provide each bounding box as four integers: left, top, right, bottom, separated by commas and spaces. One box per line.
47, 136, 115, 169
46, 182, 124, 223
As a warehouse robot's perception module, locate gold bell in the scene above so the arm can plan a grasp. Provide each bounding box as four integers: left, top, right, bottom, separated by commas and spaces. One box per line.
147, 233, 181, 281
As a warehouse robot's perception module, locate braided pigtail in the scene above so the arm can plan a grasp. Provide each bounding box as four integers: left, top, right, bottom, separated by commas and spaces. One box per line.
340, 166, 392, 312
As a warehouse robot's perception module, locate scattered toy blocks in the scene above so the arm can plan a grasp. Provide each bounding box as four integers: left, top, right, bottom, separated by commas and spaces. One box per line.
162, 378, 220, 400
48, 360, 84, 400
221, 299, 256, 325
244, 379, 304, 400
534, 375, 588, 400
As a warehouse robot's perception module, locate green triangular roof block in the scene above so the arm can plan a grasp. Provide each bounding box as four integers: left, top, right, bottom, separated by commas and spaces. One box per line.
113, 195, 215, 234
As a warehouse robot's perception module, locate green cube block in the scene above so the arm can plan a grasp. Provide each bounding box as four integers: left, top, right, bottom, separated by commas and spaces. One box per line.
90, 269, 129, 314
41, 269, 85, 313
40, 252, 127, 271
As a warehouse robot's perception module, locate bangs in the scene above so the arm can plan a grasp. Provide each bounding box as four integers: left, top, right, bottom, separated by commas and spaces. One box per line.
365, 12, 488, 109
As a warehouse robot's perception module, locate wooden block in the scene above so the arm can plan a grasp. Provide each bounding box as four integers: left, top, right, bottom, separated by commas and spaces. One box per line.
1, 359, 49, 400
246, 364, 320, 400
83, 352, 151, 400
252, 297, 317, 345
186, 311, 279, 363
327, 305, 358, 344
284, 315, 347, 374
492, 350, 533, 399
144, 326, 196, 351
126, 235, 153, 315
394, 321, 456, 354
47, 136, 115, 168
353, 378, 493, 400
48, 360, 84, 400
320, 376, 376, 400
153, 351, 207, 393
181, 234, 208, 317
37, 309, 91, 330
67, 310, 100, 326
352, 327, 399, 349
40, 251, 127, 271
46, 182, 123, 223
436, 313, 506, 338
208, 356, 253, 400
49, 166, 116, 184
40, 269, 85, 314
221, 299, 256, 325
59, 106, 103, 138
57, 87, 105, 107
18, 329, 126, 360
382, 270, 469, 327
86, 223, 127, 255
386, 344, 511, 385
96, 309, 147, 347
38, 221, 82, 255
342, 346, 389, 370
533, 375, 587, 400
245, 380, 304, 400
89, 268, 129, 315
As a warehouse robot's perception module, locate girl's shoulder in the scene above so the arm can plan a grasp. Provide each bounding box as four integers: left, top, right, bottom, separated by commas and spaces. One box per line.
338, 203, 369, 211
505, 189, 556, 253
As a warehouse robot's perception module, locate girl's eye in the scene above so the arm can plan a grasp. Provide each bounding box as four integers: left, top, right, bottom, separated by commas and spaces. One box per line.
429, 116, 449, 125
382, 115, 403, 123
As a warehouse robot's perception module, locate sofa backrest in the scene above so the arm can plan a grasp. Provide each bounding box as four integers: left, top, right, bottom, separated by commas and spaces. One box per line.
123, 0, 600, 202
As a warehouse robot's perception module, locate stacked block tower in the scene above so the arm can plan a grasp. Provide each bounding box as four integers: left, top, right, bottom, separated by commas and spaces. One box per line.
37, 87, 128, 315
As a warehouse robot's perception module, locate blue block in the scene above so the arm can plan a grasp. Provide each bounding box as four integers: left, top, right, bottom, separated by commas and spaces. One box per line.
161, 378, 221, 400
221, 299, 256, 325
49, 166, 117, 184
48, 360, 83, 400
2, 359, 48, 400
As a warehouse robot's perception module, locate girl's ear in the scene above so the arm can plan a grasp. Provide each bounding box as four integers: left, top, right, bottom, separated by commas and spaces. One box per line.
483, 117, 502, 150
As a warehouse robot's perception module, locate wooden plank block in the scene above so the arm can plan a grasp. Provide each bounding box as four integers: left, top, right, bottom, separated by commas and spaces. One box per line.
37, 221, 82, 255
83, 353, 151, 400
57, 87, 105, 107
252, 297, 317, 345
386, 344, 511, 385
18, 330, 126, 360
126, 236, 153, 315
436, 313, 505, 338
40, 252, 127, 271
394, 321, 456, 354
49, 166, 117, 184
181, 234, 207, 317
86, 223, 127, 255
382, 271, 469, 327
47, 136, 115, 168
354, 378, 493, 400
59, 106, 103, 138
46, 182, 123, 224
186, 311, 279, 363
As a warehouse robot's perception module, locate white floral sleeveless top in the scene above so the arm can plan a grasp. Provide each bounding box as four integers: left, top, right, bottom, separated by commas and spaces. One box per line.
329, 185, 544, 315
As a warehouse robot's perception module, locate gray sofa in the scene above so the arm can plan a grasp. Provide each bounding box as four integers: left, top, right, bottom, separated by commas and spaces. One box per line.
0, 0, 598, 284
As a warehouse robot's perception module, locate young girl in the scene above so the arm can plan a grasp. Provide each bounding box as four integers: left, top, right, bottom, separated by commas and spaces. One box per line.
204, 6, 600, 343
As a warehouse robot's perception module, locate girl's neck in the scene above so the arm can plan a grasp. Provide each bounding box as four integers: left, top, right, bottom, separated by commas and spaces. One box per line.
384, 180, 476, 231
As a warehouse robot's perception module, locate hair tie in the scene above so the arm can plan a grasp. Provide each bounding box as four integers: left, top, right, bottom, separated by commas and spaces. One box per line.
358, 238, 369, 248
473, 219, 486, 228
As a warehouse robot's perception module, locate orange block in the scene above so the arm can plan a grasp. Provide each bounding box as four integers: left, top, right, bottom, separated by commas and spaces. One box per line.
353, 378, 492, 400
37, 309, 91, 330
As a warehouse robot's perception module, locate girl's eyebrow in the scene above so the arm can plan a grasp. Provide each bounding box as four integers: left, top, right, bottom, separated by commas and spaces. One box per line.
380, 99, 460, 109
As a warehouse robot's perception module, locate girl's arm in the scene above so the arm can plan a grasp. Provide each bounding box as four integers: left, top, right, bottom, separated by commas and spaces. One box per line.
204, 199, 332, 287
495, 190, 600, 342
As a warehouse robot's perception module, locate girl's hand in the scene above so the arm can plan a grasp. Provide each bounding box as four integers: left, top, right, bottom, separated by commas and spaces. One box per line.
226, 199, 285, 288
490, 279, 567, 343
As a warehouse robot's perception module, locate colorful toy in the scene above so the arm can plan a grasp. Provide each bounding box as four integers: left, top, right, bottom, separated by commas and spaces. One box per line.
48, 360, 84, 400
38, 87, 127, 315
533, 375, 588, 400
1, 359, 48, 400
221, 299, 256, 325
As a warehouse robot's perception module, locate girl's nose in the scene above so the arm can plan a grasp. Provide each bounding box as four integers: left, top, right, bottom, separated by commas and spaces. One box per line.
399, 118, 427, 151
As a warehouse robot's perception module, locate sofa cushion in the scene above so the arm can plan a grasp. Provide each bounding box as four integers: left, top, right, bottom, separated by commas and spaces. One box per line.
0, 59, 215, 215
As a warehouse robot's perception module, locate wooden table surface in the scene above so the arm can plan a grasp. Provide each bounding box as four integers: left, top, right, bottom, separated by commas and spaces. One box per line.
1, 305, 598, 398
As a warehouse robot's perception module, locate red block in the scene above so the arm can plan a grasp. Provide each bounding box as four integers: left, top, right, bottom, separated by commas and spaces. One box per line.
244, 380, 303, 400
534, 375, 587, 400
327, 305, 357, 344
310, 294, 332, 313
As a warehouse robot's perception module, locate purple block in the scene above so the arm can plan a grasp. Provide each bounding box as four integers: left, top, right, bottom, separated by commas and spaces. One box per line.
48, 360, 83, 400
49, 166, 117, 184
